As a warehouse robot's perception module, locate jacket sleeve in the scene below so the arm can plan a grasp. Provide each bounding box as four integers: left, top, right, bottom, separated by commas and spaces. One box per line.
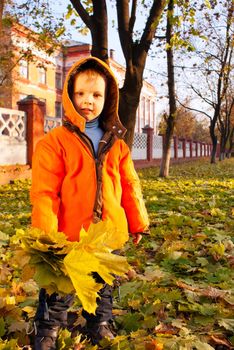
119, 141, 149, 235
30, 137, 65, 233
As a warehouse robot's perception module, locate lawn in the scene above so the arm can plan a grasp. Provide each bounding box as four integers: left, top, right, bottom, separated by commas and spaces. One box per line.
0, 158, 233, 349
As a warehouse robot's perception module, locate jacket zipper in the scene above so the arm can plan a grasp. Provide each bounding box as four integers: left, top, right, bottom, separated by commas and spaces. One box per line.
69, 126, 114, 221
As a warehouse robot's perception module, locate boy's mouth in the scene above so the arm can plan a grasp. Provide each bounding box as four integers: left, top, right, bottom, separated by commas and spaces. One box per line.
81, 108, 92, 114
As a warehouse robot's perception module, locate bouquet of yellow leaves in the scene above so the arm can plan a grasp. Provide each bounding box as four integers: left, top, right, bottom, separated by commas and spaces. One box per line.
15, 220, 130, 314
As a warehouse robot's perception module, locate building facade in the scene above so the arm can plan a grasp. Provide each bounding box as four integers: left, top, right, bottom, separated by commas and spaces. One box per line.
0, 23, 157, 133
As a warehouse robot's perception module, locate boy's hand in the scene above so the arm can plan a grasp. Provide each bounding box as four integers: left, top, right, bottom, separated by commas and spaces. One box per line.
132, 233, 142, 245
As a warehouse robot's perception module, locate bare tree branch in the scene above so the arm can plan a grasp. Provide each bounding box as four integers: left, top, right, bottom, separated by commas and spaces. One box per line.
177, 99, 212, 120
190, 84, 215, 108
69, 0, 91, 27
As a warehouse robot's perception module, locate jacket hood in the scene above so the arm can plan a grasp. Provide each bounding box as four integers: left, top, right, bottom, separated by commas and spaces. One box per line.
62, 56, 126, 138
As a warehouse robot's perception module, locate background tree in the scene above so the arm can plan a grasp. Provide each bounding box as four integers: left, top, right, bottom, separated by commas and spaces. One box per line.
159, 0, 176, 177
193, 118, 211, 144
159, 102, 210, 142
180, 0, 233, 163
68, 0, 167, 148
0, 0, 18, 107
69, 1, 109, 63
218, 87, 234, 160
148, 0, 213, 176
160, 104, 196, 140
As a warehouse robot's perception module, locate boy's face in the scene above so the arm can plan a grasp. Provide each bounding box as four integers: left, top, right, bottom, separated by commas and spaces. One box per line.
72, 71, 106, 121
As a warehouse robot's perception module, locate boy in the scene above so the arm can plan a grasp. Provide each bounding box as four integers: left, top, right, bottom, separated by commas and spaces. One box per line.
31, 57, 149, 349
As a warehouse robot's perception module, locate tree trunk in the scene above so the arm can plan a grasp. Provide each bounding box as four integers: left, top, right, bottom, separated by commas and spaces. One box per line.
209, 111, 219, 163
160, 127, 173, 177
159, 0, 176, 177
70, 0, 109, 64
210, 139, 217, 163
116, 0, 166, 148
210, 133, 218, 164
118, 66, 143, 148
219, 130, 225, 161
90, 1, 108, 64
119, 88, 140, 148
71, 0, 166, 148
227, 126, 234, 157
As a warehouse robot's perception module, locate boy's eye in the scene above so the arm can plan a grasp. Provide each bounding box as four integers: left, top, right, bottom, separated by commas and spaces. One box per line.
94, 93, 102, 98
76, 92, 83, 96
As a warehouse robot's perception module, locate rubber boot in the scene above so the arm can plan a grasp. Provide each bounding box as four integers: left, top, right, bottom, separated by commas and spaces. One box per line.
34, 324, 59, 350
82, 274, 115, 344
85, 320, 115, 345
33, 289, 74, 350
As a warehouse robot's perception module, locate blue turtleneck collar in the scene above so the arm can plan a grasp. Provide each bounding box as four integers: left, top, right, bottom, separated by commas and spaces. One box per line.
85, 117, 99, 128
85, 117, 104, 157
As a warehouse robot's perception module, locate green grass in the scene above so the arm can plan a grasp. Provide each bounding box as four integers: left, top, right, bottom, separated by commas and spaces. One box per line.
0, 158, 233, 349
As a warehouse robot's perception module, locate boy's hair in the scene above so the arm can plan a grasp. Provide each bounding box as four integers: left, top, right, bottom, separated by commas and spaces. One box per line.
68, 59, 109, 99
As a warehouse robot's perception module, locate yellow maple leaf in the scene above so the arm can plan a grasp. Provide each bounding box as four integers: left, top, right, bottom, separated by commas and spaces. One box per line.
64, 219, 130, 314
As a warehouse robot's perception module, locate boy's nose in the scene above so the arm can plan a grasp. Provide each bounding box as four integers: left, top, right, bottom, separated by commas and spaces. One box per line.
84, 100, 92, 105
84, 95, 93, 105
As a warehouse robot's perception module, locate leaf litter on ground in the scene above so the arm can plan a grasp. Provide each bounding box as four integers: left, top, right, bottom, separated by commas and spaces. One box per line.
0, 159, 233, 349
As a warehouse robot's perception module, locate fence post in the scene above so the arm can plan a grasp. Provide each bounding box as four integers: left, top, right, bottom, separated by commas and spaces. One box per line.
182, 139, 186, 158
17, 95, 45, 166
173, 136, 178, 159
199, 142, 202, 157
189, 140, 193, 158
195, 141, 198, 157
142, 126, 154, 162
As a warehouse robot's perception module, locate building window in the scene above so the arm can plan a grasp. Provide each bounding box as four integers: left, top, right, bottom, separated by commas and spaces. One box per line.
38, 67, 46, 85
55, 72, 62, 90
19, 60, 29, 79
55, 101, 62, 118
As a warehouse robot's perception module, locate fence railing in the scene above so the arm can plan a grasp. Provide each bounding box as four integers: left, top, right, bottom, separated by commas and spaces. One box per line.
0, 96, 213, 166
132, 127, 212, 162
0, 107, 27, 164
131, 133, 147, 160
0, 107, 26, 140
44, 116, 62, 133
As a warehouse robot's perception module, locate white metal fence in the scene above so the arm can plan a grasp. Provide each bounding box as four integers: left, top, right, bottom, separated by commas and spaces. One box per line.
0, 108, 212, 165
0, 107, 27, 164
153, 135, 163, 159
132, 133, 147, 160
44, 116, 62, 133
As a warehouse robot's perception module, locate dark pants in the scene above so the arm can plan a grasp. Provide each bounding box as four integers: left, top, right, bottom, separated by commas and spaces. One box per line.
34, 289, 74, 328
82, 273, 113, 324
35, 275, 113, 328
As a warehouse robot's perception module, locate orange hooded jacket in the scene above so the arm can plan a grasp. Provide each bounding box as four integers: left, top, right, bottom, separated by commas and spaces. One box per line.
31, 57, 149, 242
